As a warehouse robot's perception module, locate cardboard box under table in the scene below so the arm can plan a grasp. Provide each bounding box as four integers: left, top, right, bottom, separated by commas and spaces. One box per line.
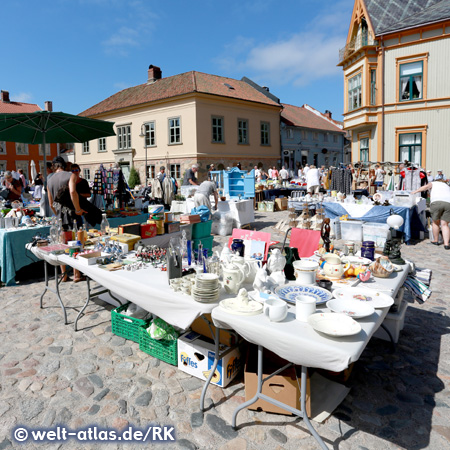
275, 198, 288, 211
177, 331, 242, 387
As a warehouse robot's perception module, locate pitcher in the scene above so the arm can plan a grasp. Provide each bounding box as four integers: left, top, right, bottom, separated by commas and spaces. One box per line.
222, 262, 246, 294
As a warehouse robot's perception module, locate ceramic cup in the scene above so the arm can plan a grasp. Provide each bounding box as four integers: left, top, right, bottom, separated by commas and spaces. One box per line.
293, 260, 319, 285
295, 294, 316, 322
263, 298, 288, 322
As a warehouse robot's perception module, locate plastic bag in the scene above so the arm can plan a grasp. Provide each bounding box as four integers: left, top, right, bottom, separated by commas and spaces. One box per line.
211, 211, 234, 236
190, 205, 211, 222
147, 318, 179, 341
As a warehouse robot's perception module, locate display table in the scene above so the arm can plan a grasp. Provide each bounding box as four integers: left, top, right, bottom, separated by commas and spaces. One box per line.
0, 225, 50, 286
262, 187, 306, 200
322, 202, 425, 243
209, 302, 390, 449
103, 213, 149, 229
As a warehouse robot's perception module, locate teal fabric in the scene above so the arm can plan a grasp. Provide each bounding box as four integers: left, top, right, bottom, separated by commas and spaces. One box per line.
94, 213, 149, 230
0, 225, 50, 286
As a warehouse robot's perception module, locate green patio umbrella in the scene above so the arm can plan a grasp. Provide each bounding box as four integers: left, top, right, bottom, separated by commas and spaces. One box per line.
0, 111, 116, 184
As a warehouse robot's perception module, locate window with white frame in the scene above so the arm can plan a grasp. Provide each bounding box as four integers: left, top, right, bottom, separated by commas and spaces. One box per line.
400, 61, 423, 101
15, 161, 29, 178
117, 125, 132, 149
360, 138, 369, 161
83, 168, 91, 180
170, 164, 181, 179
0, 161, 6, 172
370, 69, 377, 105
98, 138, 106, 152
38, 143, 50, 155
82, 142, 90, 154
399, 133, 422, 164
16, 143, 28, 155
348, 73, 362, 111
0, 141, 6, 154
168, 118, 181, 144
144, 122, 156, 147
238, 119, 248, 144
260, 122, 270, 146
212, 116, 224, 143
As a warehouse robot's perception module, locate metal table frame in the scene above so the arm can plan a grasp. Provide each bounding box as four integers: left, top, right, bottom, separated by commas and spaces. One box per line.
39, 261, 68, 325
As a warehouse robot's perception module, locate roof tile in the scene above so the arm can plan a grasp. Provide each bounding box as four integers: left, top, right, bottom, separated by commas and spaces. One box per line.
281, 104, 344, 133
0, 101, 41, 114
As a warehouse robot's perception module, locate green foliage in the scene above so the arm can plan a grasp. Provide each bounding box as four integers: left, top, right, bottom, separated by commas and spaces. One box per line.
128, 167, 141, 189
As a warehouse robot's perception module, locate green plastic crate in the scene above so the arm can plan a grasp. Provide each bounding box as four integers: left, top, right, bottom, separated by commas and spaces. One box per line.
139, 326, 178, 365
192, 220, 212, 239
111, 303, 150, 343
258, 202, 266, 212
193, 236, 214, 257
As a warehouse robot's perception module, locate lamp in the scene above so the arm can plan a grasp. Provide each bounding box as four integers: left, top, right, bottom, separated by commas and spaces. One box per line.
139, 124, 148, 185
383, 209, 405, 264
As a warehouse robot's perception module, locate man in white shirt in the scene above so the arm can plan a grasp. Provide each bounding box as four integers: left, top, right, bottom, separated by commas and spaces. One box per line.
435, 170, 447, 182
374, 164, 385, 190
279, 166, 289, 181
306, 165, 320, 194
427, 170, 434, 182
303, 164, 310, 176
268, 167, 273, 178
254, 165, 261, 179
194, 180, 218, 212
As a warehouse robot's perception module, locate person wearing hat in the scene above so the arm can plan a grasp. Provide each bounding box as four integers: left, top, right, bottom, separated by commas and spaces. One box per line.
427, 170, 434, 182
435, 170, 447, 182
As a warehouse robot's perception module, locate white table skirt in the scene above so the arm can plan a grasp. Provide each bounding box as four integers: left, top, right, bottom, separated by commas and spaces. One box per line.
212, 304, 389, 373
57, 254, 218, 330
218, 200, 254, 226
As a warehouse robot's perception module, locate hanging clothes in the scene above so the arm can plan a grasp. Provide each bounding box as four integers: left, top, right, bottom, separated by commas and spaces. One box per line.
331, 168, 353, 194
401, 167, 428, 198
150, 178, 163, 200
162, 176, 174, 205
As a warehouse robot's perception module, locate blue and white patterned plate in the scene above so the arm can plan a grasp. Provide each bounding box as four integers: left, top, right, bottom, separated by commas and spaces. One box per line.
274, 284, 333, 305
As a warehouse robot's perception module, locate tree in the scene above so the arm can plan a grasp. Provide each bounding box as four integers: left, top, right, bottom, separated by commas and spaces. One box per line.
128, 167, 141, 189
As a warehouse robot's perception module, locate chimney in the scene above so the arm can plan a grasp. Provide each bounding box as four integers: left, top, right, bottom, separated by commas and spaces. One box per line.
45, 101, 53, 112
262, 86, 270, 92
147, 65, 162, 84
324, 110, 332, 119
1, 90, 10, 103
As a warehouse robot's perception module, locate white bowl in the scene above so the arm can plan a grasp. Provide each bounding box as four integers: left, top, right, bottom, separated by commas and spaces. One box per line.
326, 298, 375, 319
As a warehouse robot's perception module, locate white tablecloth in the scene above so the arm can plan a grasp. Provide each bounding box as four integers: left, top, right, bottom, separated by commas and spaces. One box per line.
218, 200, 254, 227
212, 304, 388, 373
57, 254, 218, 330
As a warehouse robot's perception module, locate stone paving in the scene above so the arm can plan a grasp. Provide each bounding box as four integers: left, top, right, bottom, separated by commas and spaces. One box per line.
0, 209, 449, 450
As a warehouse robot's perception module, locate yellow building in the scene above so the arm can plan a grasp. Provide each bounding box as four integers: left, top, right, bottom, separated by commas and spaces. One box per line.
76, 66, 281, 184
339, 0, 450, 175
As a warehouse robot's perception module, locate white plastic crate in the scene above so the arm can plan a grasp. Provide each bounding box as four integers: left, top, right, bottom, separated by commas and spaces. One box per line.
363, 222, 391, 248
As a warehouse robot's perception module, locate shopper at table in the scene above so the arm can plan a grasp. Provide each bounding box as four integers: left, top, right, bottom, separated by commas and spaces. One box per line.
194, 180, 218, 212
254, 165, 261, 180
33, 173, 44, 200
182, 164, 199, 186
435, 170, 447, 182
412, 180, 450, 249
298, 166, 303, 178
279, 166, 289, 182
271, 166, 279, 180
306, 165, 320, 194
2, 171, 22, 201
374, 164, 385, 190
303, 164, 310, 175
40, 162, 54, 217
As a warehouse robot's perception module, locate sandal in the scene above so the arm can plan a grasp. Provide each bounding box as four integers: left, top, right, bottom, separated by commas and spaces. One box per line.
62, 275, 72, 282
445, 245, 450, 250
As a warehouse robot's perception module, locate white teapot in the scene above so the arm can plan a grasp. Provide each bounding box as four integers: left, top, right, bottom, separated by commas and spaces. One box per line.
321, 253, 350, 279
222, 262, 246, 294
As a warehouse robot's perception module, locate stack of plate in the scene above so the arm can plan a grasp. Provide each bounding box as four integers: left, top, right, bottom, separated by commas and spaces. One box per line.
192, 273, 220, 303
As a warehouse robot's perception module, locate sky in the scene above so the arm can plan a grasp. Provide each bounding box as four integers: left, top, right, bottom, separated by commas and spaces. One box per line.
1, 0, 354, 121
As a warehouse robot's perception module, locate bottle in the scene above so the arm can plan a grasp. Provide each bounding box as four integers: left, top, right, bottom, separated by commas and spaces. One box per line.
77, 226, 85, 248
73, 220, 78, 241
83, 223, 88, 241
100, 213, 110, 236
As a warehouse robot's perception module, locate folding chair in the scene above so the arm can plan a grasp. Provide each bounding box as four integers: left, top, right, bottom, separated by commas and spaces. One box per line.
283, 227, 321, 258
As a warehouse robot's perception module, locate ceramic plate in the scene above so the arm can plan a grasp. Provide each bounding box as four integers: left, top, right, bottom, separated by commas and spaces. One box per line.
219, 298, 263, 316
197, 273, 219, 281
275, 284, 332, 305
308, 312, 361, 337
341, 255, 373, 266
333, 287, 394, 309
326, 298, 375, 319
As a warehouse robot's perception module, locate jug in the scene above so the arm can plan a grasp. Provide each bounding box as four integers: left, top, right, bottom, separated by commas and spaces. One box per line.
243, 258, 260, 284
231, 255, 252, 283
220, 244, 233, 264
264, 298, 288, 322
321, 253, 350, 279
206, 252, 221, 277
222, 262, 246, 294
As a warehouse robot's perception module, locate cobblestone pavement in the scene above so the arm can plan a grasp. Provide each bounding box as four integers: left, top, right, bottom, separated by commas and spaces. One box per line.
0, 210, 449, 450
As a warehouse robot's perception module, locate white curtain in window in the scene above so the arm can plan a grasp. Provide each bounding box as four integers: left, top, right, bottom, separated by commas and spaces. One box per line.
399, 134, 416, 145
412, 146, 421, 165
401, 77, 409, 98
413, 76, 422, 97
399, 147, 409, 161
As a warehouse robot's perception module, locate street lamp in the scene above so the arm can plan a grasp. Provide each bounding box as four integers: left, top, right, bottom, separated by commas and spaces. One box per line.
139, 124, 148, 185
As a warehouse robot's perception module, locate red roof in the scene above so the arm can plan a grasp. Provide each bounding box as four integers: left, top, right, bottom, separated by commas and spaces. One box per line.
281, 103, 344, 133
0, 101, 41, 114
80, 71, 281, 117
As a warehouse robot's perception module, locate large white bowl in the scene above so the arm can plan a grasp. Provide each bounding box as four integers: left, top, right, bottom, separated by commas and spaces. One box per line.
326, 298, 375, 319
308, 312, 361, 337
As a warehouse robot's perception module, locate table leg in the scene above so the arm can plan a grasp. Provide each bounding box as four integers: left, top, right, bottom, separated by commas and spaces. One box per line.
379, 323, 396, 352
200, 326, 220, 411
232, 345, 329, 450
39, 261, 68, 325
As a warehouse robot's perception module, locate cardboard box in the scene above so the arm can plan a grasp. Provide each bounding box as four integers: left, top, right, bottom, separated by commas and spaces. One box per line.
77, 251, 102, 265
140, 223, 157, 239
147, 219, 165, 235
245, 346, 310, 416
190, 314, 238, 347
164, 221, 180, 234
275, 198, 288, 211
164, 212, 173, 223
110, 233, 142, 250
119, 223, 141, 236
177, 331, 242, 387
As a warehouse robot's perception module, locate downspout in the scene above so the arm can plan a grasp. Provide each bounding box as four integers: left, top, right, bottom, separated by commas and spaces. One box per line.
381, 37, 385, 162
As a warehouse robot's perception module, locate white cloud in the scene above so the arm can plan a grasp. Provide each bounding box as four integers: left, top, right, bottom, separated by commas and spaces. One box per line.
102, 26, 139, 55
215, 0, 352, 87
13, 92, 33, 103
